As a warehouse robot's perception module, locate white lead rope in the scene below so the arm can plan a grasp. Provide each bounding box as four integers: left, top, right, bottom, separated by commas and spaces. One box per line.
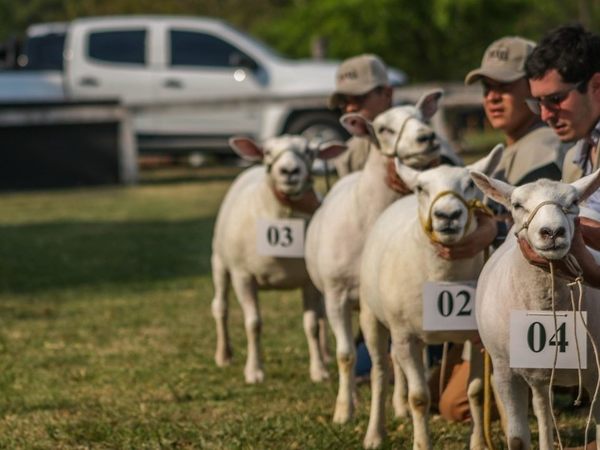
547, 256, 600, 450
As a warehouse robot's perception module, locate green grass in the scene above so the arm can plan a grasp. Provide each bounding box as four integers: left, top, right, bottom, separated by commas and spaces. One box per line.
0, 168, 593, 449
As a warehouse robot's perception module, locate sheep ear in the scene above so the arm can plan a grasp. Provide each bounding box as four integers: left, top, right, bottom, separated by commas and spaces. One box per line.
470, 171, 514, 208
416, 89, 443, 120
340, 113, 380, 148
571, 168, 600, 202
394, 157, 420, 190
466, 143, 504, 176
316, 141, 347, 160
229, 137, 264, 162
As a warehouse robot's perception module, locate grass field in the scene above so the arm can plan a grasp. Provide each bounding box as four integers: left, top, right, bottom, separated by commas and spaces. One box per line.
0, 165, 593, 449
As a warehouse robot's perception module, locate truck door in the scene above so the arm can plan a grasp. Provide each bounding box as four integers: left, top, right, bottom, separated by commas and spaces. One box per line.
65, 22, 158, 133
153, 26, 264, 139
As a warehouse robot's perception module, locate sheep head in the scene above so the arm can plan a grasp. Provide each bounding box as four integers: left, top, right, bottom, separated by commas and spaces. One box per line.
229, 135, 346, 197
340, 90, 444, 169
395, 144, 503, 245
471, 168, 600, 260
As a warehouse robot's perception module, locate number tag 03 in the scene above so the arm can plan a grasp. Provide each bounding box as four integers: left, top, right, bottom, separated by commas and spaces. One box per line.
510, 310, 587, 369
257, 218, 305, 258
422, 281, 477, 331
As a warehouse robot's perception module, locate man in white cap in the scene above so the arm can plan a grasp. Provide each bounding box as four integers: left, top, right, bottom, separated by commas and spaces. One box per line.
328, 54, 394, 177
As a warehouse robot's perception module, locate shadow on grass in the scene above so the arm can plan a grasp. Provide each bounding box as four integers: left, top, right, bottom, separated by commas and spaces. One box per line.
0, 218, 215, 294
139, 165, 245, 186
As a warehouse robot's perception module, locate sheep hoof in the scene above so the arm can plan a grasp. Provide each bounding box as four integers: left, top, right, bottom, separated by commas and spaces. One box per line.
244, 368, 264, 384
393, 402, 409, 419
310, 367, 330, 382
215, 350, 233, 367
364, 430, 385, 449
332, 403, 353, 424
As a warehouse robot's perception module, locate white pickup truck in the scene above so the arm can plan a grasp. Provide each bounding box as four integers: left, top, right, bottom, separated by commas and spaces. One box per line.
0, 16, 406, 156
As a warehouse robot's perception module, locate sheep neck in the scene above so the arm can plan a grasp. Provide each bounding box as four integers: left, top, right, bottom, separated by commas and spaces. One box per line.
268, 181, 320, 216
355, 148, 404, 229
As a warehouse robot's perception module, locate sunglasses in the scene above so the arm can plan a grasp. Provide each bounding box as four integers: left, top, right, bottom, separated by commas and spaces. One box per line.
338, 87, 383, 110
525, 80, 587, 115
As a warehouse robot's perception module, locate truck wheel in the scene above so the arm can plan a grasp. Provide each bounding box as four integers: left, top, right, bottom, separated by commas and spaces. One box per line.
285, 112, 348, 175
285, 112, 348, 143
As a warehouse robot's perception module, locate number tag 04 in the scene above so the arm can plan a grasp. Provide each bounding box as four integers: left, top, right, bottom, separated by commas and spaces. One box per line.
257, 218, 305, 258
422, 281, 477, 331
510, 310, 587, 369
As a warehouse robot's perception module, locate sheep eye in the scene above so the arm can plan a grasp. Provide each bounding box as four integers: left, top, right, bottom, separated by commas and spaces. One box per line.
512, 202, 522, 210
378, 126, 393, 134
466, 180, 475, 190
415, 185, 423, 193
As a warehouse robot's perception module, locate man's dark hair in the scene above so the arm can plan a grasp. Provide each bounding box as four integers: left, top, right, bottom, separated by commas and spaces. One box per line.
525, 23, 600, 84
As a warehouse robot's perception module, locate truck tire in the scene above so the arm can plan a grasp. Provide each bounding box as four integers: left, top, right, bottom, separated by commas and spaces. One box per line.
285, 112, 348, 143
285, 112, 348, 175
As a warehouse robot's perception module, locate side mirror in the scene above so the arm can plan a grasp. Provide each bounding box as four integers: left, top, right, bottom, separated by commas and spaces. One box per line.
229, 52, 258, 72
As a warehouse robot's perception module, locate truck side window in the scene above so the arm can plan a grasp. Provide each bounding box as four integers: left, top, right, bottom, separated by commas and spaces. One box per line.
88, 30, 146, 65
22, 33, 66, 71
169, 30, 257, 70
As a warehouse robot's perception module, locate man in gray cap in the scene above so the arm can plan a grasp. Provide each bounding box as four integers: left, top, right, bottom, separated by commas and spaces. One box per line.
328, 54, 394, 177
465, 36, 565, 187
437, 35, 567, 424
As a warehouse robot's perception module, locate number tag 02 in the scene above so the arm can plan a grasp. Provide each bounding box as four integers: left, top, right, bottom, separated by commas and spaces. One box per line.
422, 281, 477, 331
257, 218, 305, 258
510, 310, 587, 369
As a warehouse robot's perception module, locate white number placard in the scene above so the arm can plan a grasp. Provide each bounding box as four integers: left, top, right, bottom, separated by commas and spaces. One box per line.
422, 281, 477, 331
510, 310, 587, 369
257, 218, 305, 258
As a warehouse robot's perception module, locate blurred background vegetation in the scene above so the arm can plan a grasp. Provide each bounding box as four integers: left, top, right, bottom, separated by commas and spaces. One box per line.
0, 0, 598, 82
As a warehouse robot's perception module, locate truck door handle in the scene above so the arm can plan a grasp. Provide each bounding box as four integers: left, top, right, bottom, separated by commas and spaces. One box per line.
79, 76, 99, 87
163, 78, 183, 89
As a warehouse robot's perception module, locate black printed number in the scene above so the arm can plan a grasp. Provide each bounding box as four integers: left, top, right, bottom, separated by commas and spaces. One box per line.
437, 290, 471, 318
267, 226, 293, 247
527, 322, 568, 353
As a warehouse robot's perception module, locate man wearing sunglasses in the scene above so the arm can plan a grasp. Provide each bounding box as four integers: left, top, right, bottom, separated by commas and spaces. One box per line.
328, 54, 395, 178
526, 24, 600, 212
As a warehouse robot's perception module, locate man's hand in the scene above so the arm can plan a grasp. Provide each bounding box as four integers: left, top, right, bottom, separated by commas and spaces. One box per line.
435, 211, 497, 260
518, 217, 600, 287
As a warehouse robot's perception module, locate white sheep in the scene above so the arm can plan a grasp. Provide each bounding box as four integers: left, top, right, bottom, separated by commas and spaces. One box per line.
304, 90, 446, 423
358, 147, 502, 450
471, 169, 600, 449
211, 134, 346, 383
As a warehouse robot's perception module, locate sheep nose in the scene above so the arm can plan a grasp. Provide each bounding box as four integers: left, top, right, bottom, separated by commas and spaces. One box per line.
539, 226, 566, 240
434, 209, 462, 221
280, 167, 300, 176
416, 132, 436, 144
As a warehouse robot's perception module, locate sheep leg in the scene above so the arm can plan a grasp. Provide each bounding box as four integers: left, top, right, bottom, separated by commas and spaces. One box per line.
493, 366, 531, 449
325, 287, 356, 423
230, 271, 264, 383
211, 253, 232, 367
392, 333, 431, 450
360, 303, 390, 449
318, 303, 333, 365
467, 344, 485, 450
530, 382, 553, 450
302, 283, 330, 382
391, 341, 409, 419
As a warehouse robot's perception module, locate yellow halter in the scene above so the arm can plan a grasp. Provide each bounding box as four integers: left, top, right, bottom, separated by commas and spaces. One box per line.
420, 190, 494, 243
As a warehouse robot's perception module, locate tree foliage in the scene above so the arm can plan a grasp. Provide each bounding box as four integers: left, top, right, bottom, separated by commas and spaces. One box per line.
0, 0, 598, 81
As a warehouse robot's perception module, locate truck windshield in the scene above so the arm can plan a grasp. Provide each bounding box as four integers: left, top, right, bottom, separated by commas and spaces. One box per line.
22, 32, 65, 71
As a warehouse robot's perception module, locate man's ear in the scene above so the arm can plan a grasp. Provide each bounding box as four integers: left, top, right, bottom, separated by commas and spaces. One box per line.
589, 72, 600, 101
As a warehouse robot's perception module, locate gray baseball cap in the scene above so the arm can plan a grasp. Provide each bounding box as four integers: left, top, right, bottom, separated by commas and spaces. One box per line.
328, 54, 389, 109
465, 36, 536, 85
